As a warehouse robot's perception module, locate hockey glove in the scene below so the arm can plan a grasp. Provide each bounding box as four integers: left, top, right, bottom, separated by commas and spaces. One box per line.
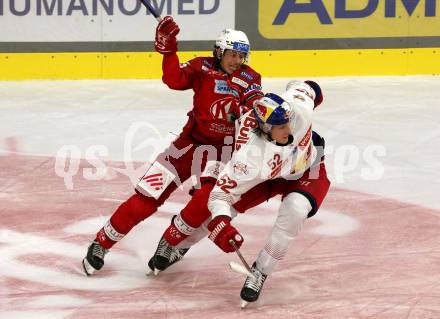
227, 70, 263, 110
208, 215, 243, 253
155, 16, 180, 55
305, 80, 323, 109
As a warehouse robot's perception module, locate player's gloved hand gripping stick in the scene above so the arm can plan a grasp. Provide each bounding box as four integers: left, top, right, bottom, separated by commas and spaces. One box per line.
229, 239, 255, 279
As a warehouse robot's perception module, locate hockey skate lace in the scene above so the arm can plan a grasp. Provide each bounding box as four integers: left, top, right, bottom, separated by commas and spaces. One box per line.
245, 268, 265, 292
168, 248, 184, 263
157, 239, 173, 259
92, 243, 108, 259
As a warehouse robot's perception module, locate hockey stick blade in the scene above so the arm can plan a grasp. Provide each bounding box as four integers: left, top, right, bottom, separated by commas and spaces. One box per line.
229, 261, 255, 279
228, 239, 255, 279
138, 0, 162, 21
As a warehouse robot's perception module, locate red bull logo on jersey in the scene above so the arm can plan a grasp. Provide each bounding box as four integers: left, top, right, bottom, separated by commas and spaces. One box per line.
259, 0, 440, 39
235, 113, 259, 151
299, 126, 312, 150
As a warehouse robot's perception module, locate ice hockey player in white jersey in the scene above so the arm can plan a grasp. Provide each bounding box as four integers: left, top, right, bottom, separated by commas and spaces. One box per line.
147, 80, 330, 306
205, 80, 331, 307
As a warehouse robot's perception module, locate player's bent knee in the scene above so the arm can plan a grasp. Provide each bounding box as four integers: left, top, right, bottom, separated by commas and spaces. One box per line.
277, 192, 312, 236
282, 192, 312, 217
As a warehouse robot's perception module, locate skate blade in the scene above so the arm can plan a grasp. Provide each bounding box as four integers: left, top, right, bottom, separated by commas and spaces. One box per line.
82, 258, 96, 276
240, 300, 249, 309
146, 268, 154, 276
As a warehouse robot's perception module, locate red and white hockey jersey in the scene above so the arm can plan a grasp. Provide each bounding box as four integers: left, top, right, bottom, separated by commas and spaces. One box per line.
162, 54, 262, 145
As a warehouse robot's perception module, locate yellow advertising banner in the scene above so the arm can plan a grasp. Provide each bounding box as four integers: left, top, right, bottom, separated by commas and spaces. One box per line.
259, 0, 440, 39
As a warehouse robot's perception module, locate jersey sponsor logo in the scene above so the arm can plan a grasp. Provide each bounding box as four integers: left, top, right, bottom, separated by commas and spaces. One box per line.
243, 83, 262, 95
231, 76, 249, 89
240, 71, 254, 81
235, 113, 259, 151
203, 59, 213, 68
299, 126, 312, 150
210, 97, 238, 120
209, 123, 234, 134
259, 0, 440, 39
214, 80, 234, 95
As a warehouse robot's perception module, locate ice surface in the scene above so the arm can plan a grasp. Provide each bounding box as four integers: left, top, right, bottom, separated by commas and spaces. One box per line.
1, 77, 439, 318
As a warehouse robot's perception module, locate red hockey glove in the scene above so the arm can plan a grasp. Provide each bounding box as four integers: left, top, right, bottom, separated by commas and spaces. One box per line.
155, 16, 180, 55
227, 70, 263, 110
208, 215, 243, 253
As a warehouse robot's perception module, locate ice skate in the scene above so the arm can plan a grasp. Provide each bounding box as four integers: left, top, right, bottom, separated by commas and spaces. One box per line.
240, 262, 267, 308
146, 236, 189, 276
82, 241, 108, 276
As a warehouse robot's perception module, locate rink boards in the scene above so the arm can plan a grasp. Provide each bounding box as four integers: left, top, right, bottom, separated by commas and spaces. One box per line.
1, 0, 440, 79
1, 48, 440, 80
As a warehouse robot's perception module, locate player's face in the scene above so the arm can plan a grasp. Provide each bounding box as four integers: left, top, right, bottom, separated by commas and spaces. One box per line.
270, 124, 291, 145
220, 50, 246, 75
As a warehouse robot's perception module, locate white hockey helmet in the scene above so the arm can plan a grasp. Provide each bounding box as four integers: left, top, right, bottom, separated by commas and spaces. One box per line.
215, 29, 251, 62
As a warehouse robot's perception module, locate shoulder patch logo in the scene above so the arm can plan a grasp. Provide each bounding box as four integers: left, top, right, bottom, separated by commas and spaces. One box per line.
231, 77, 249, 89
203, 59, 213, 68
240, 71, 254, 81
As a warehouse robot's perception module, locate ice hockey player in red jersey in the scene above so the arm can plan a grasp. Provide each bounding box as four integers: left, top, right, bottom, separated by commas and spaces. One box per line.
82, 16, 263, 276
149, 80, 330, 306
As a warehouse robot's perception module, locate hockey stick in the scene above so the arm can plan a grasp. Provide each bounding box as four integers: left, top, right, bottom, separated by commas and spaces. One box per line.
138, 0, 162, 22
228, 239, 255, 279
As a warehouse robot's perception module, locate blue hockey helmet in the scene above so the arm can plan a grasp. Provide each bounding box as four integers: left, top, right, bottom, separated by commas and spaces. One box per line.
253, 93, 293, 134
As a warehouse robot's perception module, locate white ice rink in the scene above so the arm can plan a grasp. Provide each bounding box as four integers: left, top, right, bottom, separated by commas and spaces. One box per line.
1, 76, 440, 318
